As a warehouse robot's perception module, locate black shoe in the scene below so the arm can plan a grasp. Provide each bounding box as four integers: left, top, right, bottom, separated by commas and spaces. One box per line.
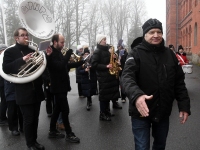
27, 146, 38, 150
34, 142, 45, 150
86, 105, 90, 111
48, 130, 65, 138
12, 130, 20, 136
66, 132, 80, 143
86, 100, 91, 111
113, 102, 122, 109
106, 111, 115, 117
99, 112, 111, 121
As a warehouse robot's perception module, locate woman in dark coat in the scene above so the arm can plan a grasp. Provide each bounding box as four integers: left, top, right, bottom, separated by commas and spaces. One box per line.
91, 34, 120, 121
78, 48, 97, 111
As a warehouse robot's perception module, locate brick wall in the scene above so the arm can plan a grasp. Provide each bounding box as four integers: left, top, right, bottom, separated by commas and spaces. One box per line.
166, 0, 200, 64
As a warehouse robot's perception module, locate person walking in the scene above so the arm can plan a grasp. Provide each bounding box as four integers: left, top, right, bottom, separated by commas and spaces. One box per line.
75, 45, 84, 98
78, 47, 97, 111
47, 33, 83, 143
116, 39, 128, 103
176, 45, 189, 66
91, 34, 121, 121
121, 18, 191, 150
2, 27, 48, 150
4, 80, 23, 136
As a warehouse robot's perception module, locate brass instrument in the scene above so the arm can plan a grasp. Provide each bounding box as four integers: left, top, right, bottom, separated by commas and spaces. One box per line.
109, 45, 122, 79
0, 0, 55, 84
61, 47, 81, 62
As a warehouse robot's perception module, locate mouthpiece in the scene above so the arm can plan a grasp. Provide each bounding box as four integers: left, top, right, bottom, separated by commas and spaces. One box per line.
25, 40, 38, 48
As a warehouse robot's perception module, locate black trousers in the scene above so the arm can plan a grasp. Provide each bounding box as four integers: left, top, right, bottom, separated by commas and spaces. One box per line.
0, 86, 7, 121
20, 102, 41, 147
77, 83, 83, 96
44, 87, 54, 114
7, 101, 23, 131
50, 92, 72, 134
100, 101, 110, 113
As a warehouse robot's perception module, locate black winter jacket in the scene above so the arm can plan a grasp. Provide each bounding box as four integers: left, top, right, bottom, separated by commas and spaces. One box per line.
46, 46, 84, 93
3, 43, 44, 105
46, 46, 71, 93
121, 39, 191, 122
78, 56, 97, 97
91, 44, 120, 101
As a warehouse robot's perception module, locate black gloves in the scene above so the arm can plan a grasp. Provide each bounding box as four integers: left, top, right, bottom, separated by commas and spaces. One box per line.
64, 49, 73, 62
66, 49, 73, 55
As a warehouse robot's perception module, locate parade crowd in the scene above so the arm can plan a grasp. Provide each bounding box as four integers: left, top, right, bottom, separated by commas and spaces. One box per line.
0, 18, 191, 150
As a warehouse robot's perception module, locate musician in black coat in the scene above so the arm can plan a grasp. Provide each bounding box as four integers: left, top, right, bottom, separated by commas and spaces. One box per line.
46, 34, 84, 143
2, 28, 48, 150
78, 48, 97, 111
75, 45, 84, 97
115, 40, 128, 103
91, 34, 121, 121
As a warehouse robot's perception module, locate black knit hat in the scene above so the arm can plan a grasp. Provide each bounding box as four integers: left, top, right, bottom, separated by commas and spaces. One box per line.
178, 45, 184, 51
142, 18, 163, 36
83, 48, 90, 54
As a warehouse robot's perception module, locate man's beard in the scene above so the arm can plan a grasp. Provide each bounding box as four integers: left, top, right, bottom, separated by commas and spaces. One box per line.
56, 45, 63, 51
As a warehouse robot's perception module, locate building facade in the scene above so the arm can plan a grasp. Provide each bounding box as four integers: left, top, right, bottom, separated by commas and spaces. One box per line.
166, 0, 200, 63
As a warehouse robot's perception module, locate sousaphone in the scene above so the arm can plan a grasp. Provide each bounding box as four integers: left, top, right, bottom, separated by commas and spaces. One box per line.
0, 0, 55, 83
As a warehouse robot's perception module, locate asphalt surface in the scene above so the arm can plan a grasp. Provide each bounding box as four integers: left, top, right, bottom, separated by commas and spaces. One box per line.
0, 65, 200, 150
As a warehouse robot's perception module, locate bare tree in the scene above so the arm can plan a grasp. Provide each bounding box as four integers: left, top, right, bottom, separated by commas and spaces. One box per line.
127, 0, 146, 50
0, 0, 146, 48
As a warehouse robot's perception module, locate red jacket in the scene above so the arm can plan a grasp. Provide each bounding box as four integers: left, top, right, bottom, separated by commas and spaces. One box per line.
176, 53, 189, 66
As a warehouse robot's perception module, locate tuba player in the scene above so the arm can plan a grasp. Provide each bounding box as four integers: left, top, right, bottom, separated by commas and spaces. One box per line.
3, 27, 52, 150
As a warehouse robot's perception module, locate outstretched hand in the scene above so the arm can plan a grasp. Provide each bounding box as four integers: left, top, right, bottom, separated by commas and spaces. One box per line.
179, 111, 189, 124
135, 95, 153, 117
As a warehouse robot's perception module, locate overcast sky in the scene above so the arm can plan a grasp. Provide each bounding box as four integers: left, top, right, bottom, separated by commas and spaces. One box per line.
144, 0, 166, 38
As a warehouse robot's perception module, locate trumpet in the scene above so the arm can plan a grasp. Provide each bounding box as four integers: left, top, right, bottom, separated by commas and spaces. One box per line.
61, 47, 81, 62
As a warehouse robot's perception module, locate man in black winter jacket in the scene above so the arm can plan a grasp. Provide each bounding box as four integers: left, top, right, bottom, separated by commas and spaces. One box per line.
121, 19, 191, 150
47, 34, 83, 143
3, 28, 48, 150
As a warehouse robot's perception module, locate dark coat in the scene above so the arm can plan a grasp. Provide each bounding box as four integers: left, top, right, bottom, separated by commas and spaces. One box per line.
121, 39, 191, 122
0, 76, 4, 87
91, 44, 120, 101
78, 57, 97, 97
46, 46, 71, 93
76, 68, 82, 83
75, 53, 83, 83
116, 49, 128, 68
2, 43, 44, 105
4, 80, 15, 101
116, 49, 128, 76
46, 46, 84, 93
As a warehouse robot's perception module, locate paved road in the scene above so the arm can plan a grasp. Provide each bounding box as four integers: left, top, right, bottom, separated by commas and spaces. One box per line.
0, 65, 200, 150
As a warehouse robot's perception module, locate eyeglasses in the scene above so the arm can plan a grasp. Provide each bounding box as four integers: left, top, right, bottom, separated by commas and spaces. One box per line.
18, 34, 29, 38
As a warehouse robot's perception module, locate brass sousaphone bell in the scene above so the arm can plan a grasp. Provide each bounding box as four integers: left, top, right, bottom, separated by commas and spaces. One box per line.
0, 0, 55, 83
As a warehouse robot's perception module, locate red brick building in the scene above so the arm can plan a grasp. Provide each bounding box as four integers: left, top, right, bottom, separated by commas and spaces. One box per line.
166, 0, 200, 63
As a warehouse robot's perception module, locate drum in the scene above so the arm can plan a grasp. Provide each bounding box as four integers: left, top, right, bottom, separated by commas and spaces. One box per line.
182, 65, 193, 74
